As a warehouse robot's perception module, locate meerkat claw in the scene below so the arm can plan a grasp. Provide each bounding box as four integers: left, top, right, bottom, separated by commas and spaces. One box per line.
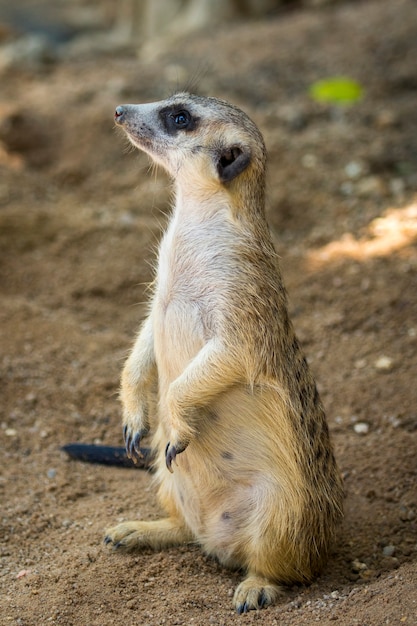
236, 592, 268, 614
236, 603, 248, 615
124, 426, 148, 462
165, 440, 189, 472
123, 425, 131, 452
130, 432, 143, 461
165, 442, 177, 473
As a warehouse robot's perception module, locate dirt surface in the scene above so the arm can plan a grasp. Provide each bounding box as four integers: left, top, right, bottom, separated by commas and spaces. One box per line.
1, 1, 417, 624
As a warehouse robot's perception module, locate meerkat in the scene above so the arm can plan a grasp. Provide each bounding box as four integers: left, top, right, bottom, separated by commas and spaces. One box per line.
104, 92, 344, 613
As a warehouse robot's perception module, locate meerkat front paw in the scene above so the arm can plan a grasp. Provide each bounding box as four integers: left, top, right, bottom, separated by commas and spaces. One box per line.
165, 439, 189, 473
164, 398, 198, 471
121, 360, 155, 462
123, 423, 149, 463
121, 400, 151, 463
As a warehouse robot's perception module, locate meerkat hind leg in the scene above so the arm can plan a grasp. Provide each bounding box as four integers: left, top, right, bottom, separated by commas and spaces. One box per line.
104, 517, 192, 551
233, 573, 284, 613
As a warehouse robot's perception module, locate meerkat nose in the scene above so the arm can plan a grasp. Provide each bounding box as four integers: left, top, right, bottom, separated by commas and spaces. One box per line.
114, 106, 125, 124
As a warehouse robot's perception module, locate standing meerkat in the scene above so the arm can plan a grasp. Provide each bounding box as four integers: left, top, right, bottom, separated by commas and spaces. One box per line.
104, 93, 344, 613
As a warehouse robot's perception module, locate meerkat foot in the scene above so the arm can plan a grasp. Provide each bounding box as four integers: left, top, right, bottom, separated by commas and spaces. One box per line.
233, 574, 284, 613
104, 518, 192, 551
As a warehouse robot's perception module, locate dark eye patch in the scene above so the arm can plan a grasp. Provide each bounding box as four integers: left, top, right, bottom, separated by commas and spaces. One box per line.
159, 105, 198, 134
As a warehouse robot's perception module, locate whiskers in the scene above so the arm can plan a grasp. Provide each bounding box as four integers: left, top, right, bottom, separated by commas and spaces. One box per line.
122, 137, 137, 156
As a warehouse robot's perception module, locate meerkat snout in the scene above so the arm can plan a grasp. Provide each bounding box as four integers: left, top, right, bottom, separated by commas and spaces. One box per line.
114, 105, 125, 123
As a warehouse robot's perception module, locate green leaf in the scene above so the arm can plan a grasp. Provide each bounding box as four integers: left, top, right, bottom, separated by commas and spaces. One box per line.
309, 77, 364, 106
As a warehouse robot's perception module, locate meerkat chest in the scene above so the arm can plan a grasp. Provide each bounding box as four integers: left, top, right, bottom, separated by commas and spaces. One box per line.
153, 213, 231, 379
155, 209, 237, 312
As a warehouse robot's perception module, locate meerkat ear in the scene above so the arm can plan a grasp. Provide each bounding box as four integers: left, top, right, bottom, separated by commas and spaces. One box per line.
217, 146, 251, 183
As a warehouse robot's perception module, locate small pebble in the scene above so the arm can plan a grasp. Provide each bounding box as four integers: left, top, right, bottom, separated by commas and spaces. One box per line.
374, 356, 394, 371
382, 545, 396, 557
353, 422, 369, 435
351, 559, 367, 572
360, 568, 376, 580
354, 358, 367, 369
47, 468, 57, 479
345, 161, 364, 179
5, 428, 17, 437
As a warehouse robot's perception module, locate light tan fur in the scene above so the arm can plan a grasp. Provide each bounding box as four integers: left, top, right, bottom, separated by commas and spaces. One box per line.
105, 93, 344, 613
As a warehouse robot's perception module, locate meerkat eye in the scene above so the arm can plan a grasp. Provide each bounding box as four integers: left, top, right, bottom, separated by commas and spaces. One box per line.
172, 110, 191, 128
160, 106, 196, 133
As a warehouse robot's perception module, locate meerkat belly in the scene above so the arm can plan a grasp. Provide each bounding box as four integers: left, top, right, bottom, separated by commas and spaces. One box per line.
162, 385, 301, 566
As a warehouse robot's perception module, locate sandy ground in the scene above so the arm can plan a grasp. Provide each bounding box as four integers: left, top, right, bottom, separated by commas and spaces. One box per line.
1, 0, 417, 624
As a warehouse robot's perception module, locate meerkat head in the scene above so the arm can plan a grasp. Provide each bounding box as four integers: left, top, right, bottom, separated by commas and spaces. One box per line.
114, 93, 266, 193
